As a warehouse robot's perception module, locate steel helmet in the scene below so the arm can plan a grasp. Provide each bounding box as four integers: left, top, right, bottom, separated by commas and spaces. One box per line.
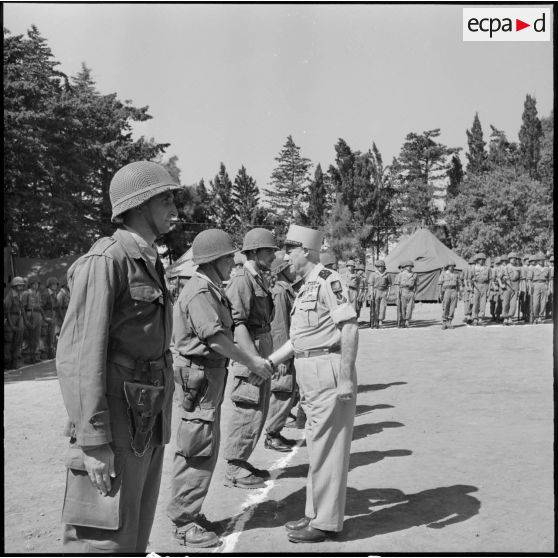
27, 275, 40, 286
347, 259, 356, 267
319, 251, 337, 267
523, 255, 530, 262
375, 260, 386, 268
46, 276, 59, 288
508, 251, 519, 260
241, 228, 278, 253
528, 254, 537, 263
468, 256, 476, 264
271, 251, 290, 276
493, 256, 501, 265
550, 255, 554, 262
109, 161, 182, 222
355, 262, 365, 271
192, 229, 237, 265
11, 276, 26, 287
402, 260, 414, 268
446, 260, 456, 268
474, 253, 486, 261
535, 252, 546, 261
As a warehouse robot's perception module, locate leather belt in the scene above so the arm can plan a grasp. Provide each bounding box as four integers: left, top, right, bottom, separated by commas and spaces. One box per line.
181, 355, 228, 368
443, 286, 457, 289
108, 349, 172, 375
532, 280, 548, 283
294, 345, 341, 359
248, 325, 271, 337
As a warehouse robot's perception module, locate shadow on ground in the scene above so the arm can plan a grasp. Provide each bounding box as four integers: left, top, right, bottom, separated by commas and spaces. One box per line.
277, 448, 412, 479
3, 361, 57, 384
224, 484, 480, 543
357, 382, 407, 394
352, 421, 404, 441
355, 404, 394, 417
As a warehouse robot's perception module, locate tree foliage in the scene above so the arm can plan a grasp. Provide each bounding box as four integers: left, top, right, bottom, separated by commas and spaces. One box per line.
518, 94, 543, 179
232, 165, 260, 241
465, 113, 488, 175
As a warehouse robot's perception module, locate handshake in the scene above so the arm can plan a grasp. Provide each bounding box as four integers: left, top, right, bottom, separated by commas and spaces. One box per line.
246, 355, 274, 385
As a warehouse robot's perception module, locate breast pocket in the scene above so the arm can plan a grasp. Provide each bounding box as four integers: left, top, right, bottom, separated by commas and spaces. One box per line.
129, 284, 163, 318
299, 298, 318, 326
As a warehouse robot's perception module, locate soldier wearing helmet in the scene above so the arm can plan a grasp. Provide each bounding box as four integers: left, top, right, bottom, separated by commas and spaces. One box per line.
437, 261, 460, 330
394, 260, 416, 328
345, 259, 360, 314
267, 224, 358, 543
354, 262, 367, 317
519, 255, 531, 322
263, 251, 299, 453
21, 275, 43, 363
367, 259, 392, 329
531, 252, 550, 324
56, 274, 71, 325
230, 251, 246, 279
461, 256, 476, 324
57, 161, 182, 553
499, 252, 521, 326
167, 230, 272, 548
470, 253, 491, 326
489, 257, 503, 323
41, 276, 60, 359
319, 251, 338, 271
3, 277, 26, 369
223, 227, 277, 489
546, 255, 554, 319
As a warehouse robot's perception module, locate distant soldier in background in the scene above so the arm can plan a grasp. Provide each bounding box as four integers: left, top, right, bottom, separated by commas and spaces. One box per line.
346, 260, 359, 312
462, 256, 476, 324
42, 276, 60, 359
489, 257, 503, 323
471, 253, 491, 326
355, 262, 367, 318
519, 255, 531, 322
545, 255, 553, 319
319, 251, 338, 272
264, 252, 298, 453
368, 260, 392, 329
500, 252, 521, 326
531, 253, 550, 324
3, 276, 26, 369
22, 275, 43, 363
57, 275, 71, 325
437, 261, 460, 330
397, 260, 417, 328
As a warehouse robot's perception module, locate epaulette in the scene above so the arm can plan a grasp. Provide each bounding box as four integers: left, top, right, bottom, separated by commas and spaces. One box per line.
318, 269, 332, 280
88, 236, 117, 256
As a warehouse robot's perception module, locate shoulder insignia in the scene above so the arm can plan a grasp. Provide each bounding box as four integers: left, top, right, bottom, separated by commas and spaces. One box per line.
330, 280, 343, 293
319, 268, 332, 280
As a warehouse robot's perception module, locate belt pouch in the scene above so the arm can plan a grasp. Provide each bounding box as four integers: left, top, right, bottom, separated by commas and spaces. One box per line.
230, 364, 260, 405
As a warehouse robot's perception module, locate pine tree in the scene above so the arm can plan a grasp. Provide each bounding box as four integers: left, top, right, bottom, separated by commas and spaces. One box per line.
232, 165, 260, 239
305, 164, 328, 227
324, 195, 359, 260
487, 125, 519, 169
264, 135, 312, 224
465, 113, 488, 174
209, 163, 237, 232
446, 154, 464, 198
518, 94, 543, 178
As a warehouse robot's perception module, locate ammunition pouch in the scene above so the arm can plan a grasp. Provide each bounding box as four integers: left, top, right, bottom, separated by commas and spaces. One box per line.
271, 360, 294, 393
123, 381, 165, 457
230, 364, 260, 406
174, 365, 207, 412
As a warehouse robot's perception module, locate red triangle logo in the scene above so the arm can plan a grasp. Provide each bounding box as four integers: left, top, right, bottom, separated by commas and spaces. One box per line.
516, 19, 530, 31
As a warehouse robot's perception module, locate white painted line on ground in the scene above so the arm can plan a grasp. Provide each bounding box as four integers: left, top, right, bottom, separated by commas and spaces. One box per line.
215, 441, 304, 554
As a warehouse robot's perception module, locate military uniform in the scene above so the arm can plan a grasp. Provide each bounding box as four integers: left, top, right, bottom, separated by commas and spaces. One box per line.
57, 285, 71, 324
489, 259, 503, 322
290, 263, 357, 533
500, 254, 521, 325
471, 255, 491, 325
368, 264, 392, 328
531, 255, 550, 323
546, 256, 554, 319
57, 161, 180, 553
167, 272, 232, 533
395, 263, 416, 327
3, 279, 26, 369
437, 265, 460, 328
355, 265, 367, 317
519, 256, 531, 322
462, 259, 476, 323
346, 272, 360, 313
224, 260, 274, 480
21, 281, 43, 363
41, 282, 60, 359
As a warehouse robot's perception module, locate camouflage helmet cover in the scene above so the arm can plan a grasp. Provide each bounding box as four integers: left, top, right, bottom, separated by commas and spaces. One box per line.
27, 275, 40, 286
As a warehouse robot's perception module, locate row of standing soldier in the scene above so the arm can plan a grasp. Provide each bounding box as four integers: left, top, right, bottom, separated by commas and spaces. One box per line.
3, 275, 70, 369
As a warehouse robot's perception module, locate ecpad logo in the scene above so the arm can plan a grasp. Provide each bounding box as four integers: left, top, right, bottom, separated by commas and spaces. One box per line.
463, 8, 551, 42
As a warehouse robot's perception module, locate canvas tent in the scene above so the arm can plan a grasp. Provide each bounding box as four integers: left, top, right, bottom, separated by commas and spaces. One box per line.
383, 228, 468, 302
166, 248, 196, 279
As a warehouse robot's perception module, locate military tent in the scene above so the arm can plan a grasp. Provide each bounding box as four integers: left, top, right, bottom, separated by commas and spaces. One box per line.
383, 228, 468, 302
166, 248, 196, 278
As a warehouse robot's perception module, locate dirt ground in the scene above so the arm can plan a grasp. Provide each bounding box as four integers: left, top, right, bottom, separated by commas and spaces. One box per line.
3, 303, 554, 554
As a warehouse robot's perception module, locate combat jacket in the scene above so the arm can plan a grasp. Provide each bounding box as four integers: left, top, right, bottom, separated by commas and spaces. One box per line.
438, 270, 460, 290
531, 265, 550, 284
22, 289, 43, 314
271, 280, 295, 348
172, 272, 234, 365
56, 228, 174, 448
226, 261, 274, 336
42, 288, 60, 319
3, 289, 24, 330
397, 270, 417, 290
290, 264, 357, 352
368, 271, 392, 291
500, 264, 521, 290
472, 265, 491, 285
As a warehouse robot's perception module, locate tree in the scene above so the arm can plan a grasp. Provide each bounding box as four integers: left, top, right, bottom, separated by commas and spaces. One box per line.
323, 195, 359, 260
209, 163, 237, 232
232, 165, 260, 241
537, 111, 553, 188
487, 125, 519, 170
304, 164, 328, 228
518, 94, 543, 178
465, 113, 488, 174
264, 135, 312, 224
446, 154, 464, 199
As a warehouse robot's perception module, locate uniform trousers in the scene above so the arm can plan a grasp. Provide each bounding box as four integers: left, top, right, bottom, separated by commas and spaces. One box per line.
25, 310, 42, 358
370, 290, 388, 324
266, 361, 297, 435
42, 315, 58, 358
532, 283, 548, 319
63, 444, 165, 553
4, 316, 24, 368
295, 353, 356, 532
400, 288, 415, 320
167, 365, 227, 526
463, 290, 473, 317
472, 284, 489, 319
224, 332, 273, 478
441, 288, 458, 321
502, 286, 519, 319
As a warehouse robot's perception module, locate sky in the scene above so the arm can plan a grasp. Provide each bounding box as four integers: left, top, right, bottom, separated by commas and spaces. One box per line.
4, 3, 554, 191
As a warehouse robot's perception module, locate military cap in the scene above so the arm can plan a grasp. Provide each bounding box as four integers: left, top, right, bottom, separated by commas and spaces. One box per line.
468, 256, 476, 265
508, 251, 519, 260
375, 260, 386, 268
493, 256, 500, 264
319, 251, 337, 267
523, 255, 530, 262
500, 254, 509, 261
284, 224, 323, 252
474, 253, 486, 261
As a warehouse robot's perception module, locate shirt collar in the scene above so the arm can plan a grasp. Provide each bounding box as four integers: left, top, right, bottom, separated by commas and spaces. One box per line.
305, 262, 323, 282
123, 225, 158, 266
